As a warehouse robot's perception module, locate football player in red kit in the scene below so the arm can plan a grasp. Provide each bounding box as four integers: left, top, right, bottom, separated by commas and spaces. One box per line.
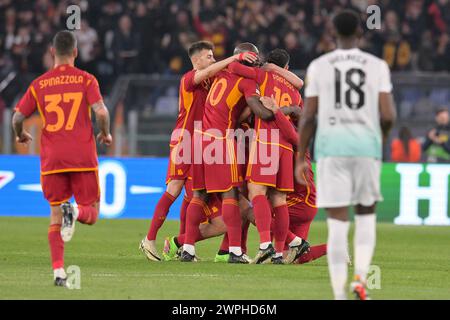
12, 31, 112, 287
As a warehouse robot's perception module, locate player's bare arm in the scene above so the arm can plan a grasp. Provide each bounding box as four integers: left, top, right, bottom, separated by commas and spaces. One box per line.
260, 96, 299, 145
295, 96, 318, 184
12, 111, 32, 145
262, 63, 304, 89
379, 92, 396, 143
193, 52, 257, 85
92, 100, 112, 146
246, 95, 274, 120
238, 106, 252, 124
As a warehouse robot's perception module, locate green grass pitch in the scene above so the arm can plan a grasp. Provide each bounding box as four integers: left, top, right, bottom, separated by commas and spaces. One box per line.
0, 217, 449, 300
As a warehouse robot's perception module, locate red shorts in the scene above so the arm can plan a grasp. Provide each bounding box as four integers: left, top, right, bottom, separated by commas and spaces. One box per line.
246, 141, 294, 192
193, 137, 244, 193
166, 143, 191, 184
201, 193, 222, 223
287, 201, 318, 240
41, 170, 100, 206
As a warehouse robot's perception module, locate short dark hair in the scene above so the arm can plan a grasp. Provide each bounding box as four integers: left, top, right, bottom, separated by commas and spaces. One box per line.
52, 30, 77, 57
188, 41, 214, 58
333, 9, 360, 37
436, 107, 449, 116
266, 49, 290, 68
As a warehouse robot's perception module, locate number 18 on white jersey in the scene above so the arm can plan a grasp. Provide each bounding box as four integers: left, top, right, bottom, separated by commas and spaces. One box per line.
305, 48, 392, 160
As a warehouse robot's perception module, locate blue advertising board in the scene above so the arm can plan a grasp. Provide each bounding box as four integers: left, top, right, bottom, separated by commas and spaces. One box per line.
0, 155, 182, 219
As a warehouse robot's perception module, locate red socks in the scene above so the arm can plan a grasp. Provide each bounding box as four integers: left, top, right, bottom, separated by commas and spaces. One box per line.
219, 233, 229, 252
297, 244, 327, 264
222, 198, 242, 247
147, 192, 176, 241
251, 195, 272, 244
272, 205, 289, 253
48, 224, 64, 270
184, 197, 206, 246
241, 220, 250, 254
178, 195, 190, 236
77, 206, 99, 225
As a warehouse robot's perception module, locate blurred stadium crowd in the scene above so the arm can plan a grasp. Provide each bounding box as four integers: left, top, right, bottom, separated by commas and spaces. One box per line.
1, 0, 450, 79
1, 0, 450, 161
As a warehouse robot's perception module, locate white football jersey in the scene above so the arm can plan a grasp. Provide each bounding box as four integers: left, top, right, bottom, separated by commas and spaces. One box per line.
305, 48, 392, 159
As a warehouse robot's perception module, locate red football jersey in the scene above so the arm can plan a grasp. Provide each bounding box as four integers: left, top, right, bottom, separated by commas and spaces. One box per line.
287, 151, 316, 207
202, 69, 258, 136
255, 69, 301, 151
170, 69, 210, 146
15, 64, 103, 175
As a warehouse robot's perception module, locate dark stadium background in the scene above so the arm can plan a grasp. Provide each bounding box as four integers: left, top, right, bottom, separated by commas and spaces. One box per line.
1, 0, 450, 159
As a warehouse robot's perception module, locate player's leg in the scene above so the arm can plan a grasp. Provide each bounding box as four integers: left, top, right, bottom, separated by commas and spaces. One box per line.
41, 173, 72, 286
222, 187, 250, 263
350, 157, 381, 300
326, 207, 350, 300
248, 183, 274, 263
179, 178, 194, 236
351, 203, 377, 300
69, 171, 101, 227
284, 203, 313, 264
48, 205, 67, 286
317, 157, 353, 300
268, 190, 290, 264
180, 189, 208, 262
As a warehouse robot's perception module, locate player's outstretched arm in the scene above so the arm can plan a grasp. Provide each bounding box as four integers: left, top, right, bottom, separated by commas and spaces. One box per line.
379, 92, 396, 142
246, 95, 274, 120
12, 111, 32, 145
193, 52, 257, 85
296, 96, 318, 184
92, 100, 112, 146
262, 63, 304, 89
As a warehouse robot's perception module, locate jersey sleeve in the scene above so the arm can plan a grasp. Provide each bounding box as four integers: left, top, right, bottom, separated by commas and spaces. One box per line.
15, 85, 37, 117
86, 75, 103, 105
273, 111, 299, 145
239, 78, 260, 99
183, 70, 199, 92
379, 60, 393, 93
228, 62, 257, 80
304, 61, 319, 98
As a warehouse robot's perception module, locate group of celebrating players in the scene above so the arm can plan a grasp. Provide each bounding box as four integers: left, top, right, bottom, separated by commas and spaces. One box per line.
12, 9, 395, 300
139, 40, 327, 266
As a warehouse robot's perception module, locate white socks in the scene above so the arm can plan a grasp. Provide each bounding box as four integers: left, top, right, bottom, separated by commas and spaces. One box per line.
260, 242, 271, 250
229, 246, 242, 256
183, 244, 195, 256
327, 218, 350, 300
354, 214, 376, 283
53, 268, 67, 280
289, 236, 302, 247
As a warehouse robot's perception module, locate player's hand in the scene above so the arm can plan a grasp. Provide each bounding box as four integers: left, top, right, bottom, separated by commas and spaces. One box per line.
260, 95, 278, 113
97, 132, 113, 146
16, 131, 32, 145
237, 52, 258, 64
295, 160, 308, 186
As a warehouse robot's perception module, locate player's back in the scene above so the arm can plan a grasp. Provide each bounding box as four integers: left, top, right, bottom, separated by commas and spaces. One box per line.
305, 48, 392, 160
26, 64, 101, 173
257, 70, 301, 149
202, 69, 255, 136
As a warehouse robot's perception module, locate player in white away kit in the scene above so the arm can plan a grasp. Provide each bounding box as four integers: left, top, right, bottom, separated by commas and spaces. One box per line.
296, 10, 396, 300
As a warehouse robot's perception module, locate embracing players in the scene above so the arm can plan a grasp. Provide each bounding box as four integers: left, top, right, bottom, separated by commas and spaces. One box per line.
12, 31, 112, 287
140, 41, 257, 261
